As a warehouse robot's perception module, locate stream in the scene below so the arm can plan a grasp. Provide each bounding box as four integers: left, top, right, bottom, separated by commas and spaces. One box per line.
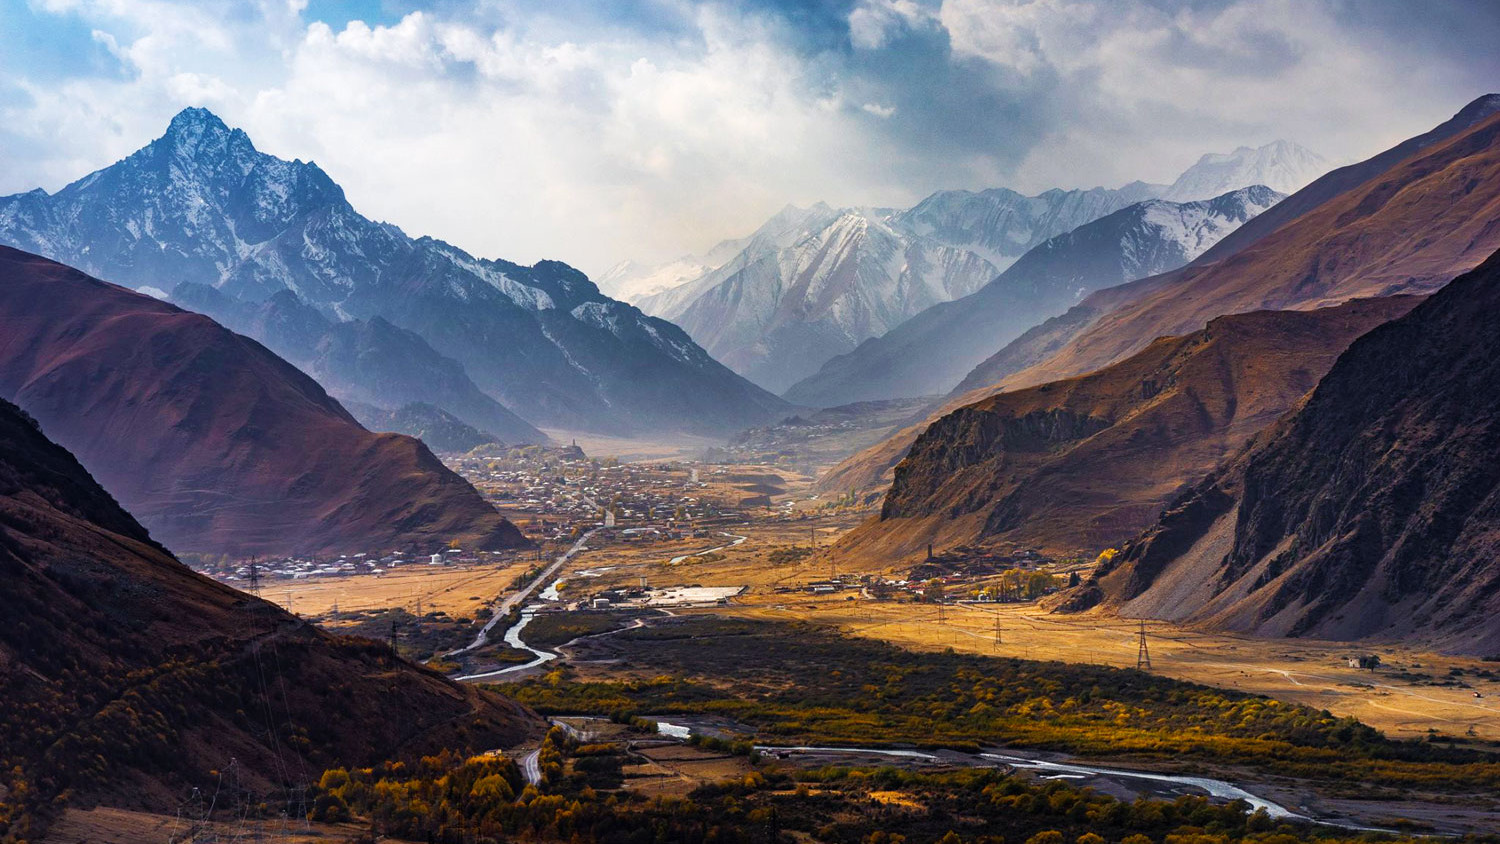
642, 717, 1395, 834
454, 609, 560, 681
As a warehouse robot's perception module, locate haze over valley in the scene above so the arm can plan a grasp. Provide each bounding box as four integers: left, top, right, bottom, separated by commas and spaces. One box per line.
4, 3, 1500, 843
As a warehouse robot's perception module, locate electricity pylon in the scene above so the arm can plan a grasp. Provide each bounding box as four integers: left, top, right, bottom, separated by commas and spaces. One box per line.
1135, 619, 1152, 670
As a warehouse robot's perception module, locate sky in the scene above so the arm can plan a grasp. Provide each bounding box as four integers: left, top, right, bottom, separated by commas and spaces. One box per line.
2, 0, 1498, 275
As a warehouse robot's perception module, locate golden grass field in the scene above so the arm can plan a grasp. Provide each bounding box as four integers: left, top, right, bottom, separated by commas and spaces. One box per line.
620, 743, 755, 797
259, 558, 538, 619
736, 597, 1500, 742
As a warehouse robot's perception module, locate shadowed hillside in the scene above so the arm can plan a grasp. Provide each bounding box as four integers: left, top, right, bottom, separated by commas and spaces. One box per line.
834, 296, 1419, 563
1092, 251, 1500, 655
0, 246, 526, 557
0, 396, 541, 839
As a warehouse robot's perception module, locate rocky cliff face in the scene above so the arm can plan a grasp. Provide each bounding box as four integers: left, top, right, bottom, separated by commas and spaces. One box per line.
1100, 251, 1500, 655
0, 246, 525, 557
0, 395, 539, 834
832, 296, 1418, 564
0, 108, 785, 436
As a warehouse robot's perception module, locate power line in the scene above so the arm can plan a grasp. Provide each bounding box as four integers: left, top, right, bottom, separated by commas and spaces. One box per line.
1136, 619, 1152, 670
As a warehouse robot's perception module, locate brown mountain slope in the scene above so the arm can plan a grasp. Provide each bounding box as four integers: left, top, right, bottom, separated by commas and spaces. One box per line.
0, 397, 540, 838
1091, 251, 1500, 655
0, 246, 525, 557
831, 296, 1419, 565
819, 98, 1500, 500
813, 282, 1155, 498
988, 108, 1500, 395
1194, 93, 1500, 265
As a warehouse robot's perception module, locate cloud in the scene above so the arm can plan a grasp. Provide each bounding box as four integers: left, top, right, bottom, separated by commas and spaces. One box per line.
0, 0, 1497, 275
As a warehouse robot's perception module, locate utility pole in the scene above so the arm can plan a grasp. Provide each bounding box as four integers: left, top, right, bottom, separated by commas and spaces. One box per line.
1136, 619, 1152, 670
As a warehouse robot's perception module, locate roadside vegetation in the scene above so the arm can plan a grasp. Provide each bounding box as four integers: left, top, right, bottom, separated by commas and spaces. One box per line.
522, 611, 642, 648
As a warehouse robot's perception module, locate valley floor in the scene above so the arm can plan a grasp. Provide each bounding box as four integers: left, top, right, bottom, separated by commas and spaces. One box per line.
228, 453, 1500, 837
733, 599, 1500, 744
479, 498, 1500, 743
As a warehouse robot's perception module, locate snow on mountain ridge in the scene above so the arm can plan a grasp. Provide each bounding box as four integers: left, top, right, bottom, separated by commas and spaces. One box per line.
783, 184, 1287, 408
0, 108, 788, 436
1162, 140, 1329, 201
641, 182, 1169, 392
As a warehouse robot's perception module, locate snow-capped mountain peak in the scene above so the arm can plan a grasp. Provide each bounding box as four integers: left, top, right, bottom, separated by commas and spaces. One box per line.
0, 108, 788, 436
1162, 140, 1329, 201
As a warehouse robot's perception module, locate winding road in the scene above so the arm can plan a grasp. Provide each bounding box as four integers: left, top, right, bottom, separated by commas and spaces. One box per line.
668, 530, 748, 565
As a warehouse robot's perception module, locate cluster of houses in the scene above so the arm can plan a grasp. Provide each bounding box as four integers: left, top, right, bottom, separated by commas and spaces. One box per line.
906, 547, 1052, 581
443, 445, 731, 544
761, 548, 1066, 604
201, 547, 517, 587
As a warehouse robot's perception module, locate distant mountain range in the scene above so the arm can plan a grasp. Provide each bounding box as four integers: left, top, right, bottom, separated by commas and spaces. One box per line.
0, 246, 525, 557
603, 141, 1323, 395
651, 204, 1000, 392
1091, 250, 1500, 655
979, 99, 1500, 399
347, 401, 501, 454
0, 392, 540, 822
0, 108, 786, 437
783, 185, 1284, 407
819, 95, 1500, 504
172, 282, 546, 445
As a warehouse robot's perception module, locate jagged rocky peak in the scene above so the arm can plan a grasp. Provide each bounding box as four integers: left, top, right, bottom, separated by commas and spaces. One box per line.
0, 108, 788, 436
161, 106, 241, 148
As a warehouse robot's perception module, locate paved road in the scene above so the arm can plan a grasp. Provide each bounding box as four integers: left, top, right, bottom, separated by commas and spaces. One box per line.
667, 530, 747, 564
519, 748, 542, 786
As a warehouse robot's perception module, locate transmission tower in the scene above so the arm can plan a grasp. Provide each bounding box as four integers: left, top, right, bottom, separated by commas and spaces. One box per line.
247, 557, 261, 596
389, 617, 400, 655
1135, 619, 1152, 670
993, 606, 1002, 650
